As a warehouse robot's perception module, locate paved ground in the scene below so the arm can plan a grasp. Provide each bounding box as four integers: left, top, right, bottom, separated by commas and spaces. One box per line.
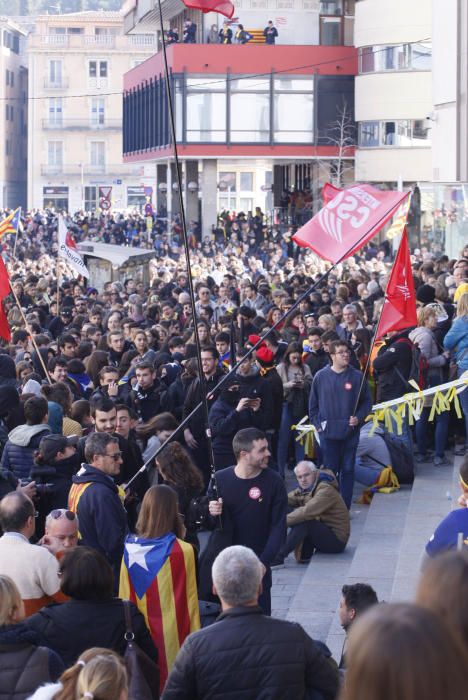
273, 451, 462, 662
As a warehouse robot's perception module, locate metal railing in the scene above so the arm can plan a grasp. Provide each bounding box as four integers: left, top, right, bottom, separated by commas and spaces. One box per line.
41, 119, 121, 130
43, 77, 69, 89
40, 163, 145, 177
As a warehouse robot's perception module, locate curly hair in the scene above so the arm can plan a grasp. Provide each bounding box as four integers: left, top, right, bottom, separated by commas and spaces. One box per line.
156, 441, 204, 493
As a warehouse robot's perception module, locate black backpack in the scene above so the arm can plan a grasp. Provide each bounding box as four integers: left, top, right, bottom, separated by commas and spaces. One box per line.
382, 431, 414, 484
395, 338, 428, 390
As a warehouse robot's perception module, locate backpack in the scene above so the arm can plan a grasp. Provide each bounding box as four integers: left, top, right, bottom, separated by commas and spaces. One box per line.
381, 431, 414, 484
395, 337, 428, 390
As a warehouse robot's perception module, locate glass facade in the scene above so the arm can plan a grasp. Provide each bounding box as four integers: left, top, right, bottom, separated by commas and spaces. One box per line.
358, 120, 431, 148
359, 43, 432, 74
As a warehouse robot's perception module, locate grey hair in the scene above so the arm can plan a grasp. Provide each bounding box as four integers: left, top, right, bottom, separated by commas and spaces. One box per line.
293, 460, 317, 476
84, 432, 118, 464
212, 546, 263, 606
45, 509, 79, 529
343, 303, 358, 314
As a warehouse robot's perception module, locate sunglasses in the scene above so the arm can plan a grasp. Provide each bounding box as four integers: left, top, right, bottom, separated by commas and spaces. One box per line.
50, 509, 76, 521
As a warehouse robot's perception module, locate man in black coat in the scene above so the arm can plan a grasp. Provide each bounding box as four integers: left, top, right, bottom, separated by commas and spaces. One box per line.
163, 545, 338, 700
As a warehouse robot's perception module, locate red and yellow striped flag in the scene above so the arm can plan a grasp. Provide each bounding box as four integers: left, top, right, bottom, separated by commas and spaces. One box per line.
119, 533, 200, 692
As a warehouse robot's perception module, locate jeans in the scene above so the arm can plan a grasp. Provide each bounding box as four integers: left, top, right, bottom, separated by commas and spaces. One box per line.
354, 457, 383, 486
321, 433, 359, 509
277, 403, 305, 477
279, 520, 346, 559
415, 407, 450, 457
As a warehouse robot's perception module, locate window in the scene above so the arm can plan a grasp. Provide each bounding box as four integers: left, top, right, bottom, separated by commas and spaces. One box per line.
230, 79, 270, 143
186, 77, 226, 142
359, 121, 379, 147
49, 60, 63, 86
240, 172, 254, 191
90, 141, 105, 168
239, 198, 254, 212
5, 104, 8, 121
89, 61, 107, 78
91, 97, 105, 126
10, 71, 14, 87
359, 43, 432, 73
48, 141, 63, 167
5, 69, 9, 86
85, 186, 98, 210
218, 172, 236, 191
359, 120, 431, 147
49, 98, 63, 127
274, 77, 314, 143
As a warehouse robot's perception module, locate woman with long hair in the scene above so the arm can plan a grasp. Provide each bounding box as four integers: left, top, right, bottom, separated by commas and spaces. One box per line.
444, 292, 468, 455
276, 342, 312, 476
340, 602, 468, 700
119, 485, 200, 692
136, 412, 179, 485
84, 350, 110, 388
156, 441, 204, 548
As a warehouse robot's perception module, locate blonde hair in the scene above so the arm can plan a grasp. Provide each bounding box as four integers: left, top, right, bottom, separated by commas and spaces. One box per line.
54, 648, 127, 700
0, 575, 24, 626
416, 306, 436, 327
318, 314, 336, 331
456, 292, 468, 318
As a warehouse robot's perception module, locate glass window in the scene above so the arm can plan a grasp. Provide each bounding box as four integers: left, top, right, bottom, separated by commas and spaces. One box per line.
49, 97, 63, 126
412, 119, 430, 144
186, 77, 225, 92
359, 121, 379, 147
360, 43, 431, 74
49, 60, 62, 84
412, 43, 432, 70
90, 141, 105, 167
89, 61, 97, 78
186, 92, 226, 142
99, 61, 108, 78
218, 172, 236, 191
320, 16, 342, 45
274, 93, 313, 142
91, 97, 105, 126
231, 78, 270, 92
381, 121, 396, 145
47, 141, 63, 166
231, 93, 270, 142
240, 172, 253, 191
239, 198, 254, 213
397, 120, 411, 146
320, 0, 343, 13
274, 77, 314, 92
85, 186, 97, 210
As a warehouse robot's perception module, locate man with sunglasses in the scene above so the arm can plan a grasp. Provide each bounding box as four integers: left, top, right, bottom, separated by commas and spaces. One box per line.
68, 432, 127, 580
41, 508, 79, 556
309, 340, 371, 509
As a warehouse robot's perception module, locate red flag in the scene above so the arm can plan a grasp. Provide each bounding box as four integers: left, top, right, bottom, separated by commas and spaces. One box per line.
0, 256, 11, 342
181, 0, 234, 18
293, 184, 410, 263
375, 228, 417, 340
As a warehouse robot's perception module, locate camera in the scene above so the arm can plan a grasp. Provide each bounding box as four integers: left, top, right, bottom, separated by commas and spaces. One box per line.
20, 477, 55, 498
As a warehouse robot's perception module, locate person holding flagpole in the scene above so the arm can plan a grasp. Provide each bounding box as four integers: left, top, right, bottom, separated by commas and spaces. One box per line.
309, 340, 372, 509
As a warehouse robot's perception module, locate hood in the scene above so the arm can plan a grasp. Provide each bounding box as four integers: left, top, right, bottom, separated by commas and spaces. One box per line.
72, 464, 117, 490
314, 468, 339, 491
24, 683, 63, 700
47, 402, 63, 434
22, 379, 42, 397
0, 622, 39, 645
408, 326, 431, 345
8, 423, 51, 447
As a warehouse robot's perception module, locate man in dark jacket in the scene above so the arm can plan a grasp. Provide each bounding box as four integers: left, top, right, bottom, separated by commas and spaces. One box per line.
372, 329, 414, 450
304, 327, 330, 376
263, 20, 278, 44
68, 432, 127, 578
163, 545, 339, 699
129, 360, 162, 422
1, 396, 51, 481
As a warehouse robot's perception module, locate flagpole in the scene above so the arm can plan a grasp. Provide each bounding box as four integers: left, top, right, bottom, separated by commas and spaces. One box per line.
56, 258, 60, 318
12, 208, 21, 259
124, 199, 409, 493
9, 287, 52, 385
155, 0, 220, 503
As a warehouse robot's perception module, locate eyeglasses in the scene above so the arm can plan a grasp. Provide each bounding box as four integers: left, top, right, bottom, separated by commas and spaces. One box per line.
50, 509, 76, 521
104, 451, 122, 461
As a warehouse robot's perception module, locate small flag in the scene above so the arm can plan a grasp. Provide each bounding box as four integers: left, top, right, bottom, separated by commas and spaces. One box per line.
0, 256, 11, 342
180, 0, 235, 19
0, 208, 21, 239
293, 185, 410, 263
58, 216, 89, 278
375, 228, 417, 339
119, 533, 200, 692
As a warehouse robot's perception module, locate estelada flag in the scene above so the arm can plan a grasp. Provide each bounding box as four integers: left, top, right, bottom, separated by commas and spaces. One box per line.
293, 184, 410, 263
0, 208, 21, 239
375, 228, 417, 340
119, 533, 200, 692
0, 256, 11, 342
181, 0, 234, 18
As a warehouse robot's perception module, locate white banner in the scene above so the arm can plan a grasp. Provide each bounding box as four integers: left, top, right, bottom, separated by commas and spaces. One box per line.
58, 216, 89, 279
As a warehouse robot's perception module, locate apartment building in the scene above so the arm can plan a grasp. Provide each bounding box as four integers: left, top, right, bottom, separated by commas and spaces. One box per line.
122, 0, 357, 232
0, 17, 27, 209
28, 10, 157, 211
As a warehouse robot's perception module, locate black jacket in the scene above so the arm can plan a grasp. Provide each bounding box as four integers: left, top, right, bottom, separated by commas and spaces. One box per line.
26, 599, 157, 669
304, 349, 330, 377
372, 331, 414, 402
183, 369, 225, 441
129, 381, 163, 423
162, 606, 339, 700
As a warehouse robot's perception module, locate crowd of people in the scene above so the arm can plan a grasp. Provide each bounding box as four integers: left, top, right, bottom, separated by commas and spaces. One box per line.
165, 19, 279, 46
0, 204, 467, 698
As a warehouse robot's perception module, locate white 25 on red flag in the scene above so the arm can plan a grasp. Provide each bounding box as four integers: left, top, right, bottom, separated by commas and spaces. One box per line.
293, 184, 410, 264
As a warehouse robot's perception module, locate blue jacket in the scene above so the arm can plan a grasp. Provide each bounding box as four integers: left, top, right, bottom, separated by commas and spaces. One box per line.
0, 424, 51, 480
70, 464, 128, 577
309, 365, 371, 441
443, 316, 468, 371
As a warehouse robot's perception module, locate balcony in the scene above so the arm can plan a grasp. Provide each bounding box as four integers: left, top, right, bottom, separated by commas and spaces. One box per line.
30, 33, 157, 51
43, 77, 69, 89
41, 163, 145, 177
42, 119, 121, 131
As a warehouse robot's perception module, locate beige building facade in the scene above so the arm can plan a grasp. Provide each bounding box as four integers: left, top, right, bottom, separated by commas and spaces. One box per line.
354, 0, 432, 185
28, 10, 157, 212
0, 17, 27, 209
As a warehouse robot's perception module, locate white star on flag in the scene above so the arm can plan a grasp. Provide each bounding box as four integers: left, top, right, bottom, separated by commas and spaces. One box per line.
126, 541, 155, 571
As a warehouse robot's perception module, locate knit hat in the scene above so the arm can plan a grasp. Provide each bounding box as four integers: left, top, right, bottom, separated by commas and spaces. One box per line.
248, 334, 263, 346
255, 345, 275, 367
416, 284, 436, 305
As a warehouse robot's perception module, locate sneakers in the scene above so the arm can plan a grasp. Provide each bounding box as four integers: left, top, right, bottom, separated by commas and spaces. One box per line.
434, 456, 450, 466
454, 445, 466, 456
